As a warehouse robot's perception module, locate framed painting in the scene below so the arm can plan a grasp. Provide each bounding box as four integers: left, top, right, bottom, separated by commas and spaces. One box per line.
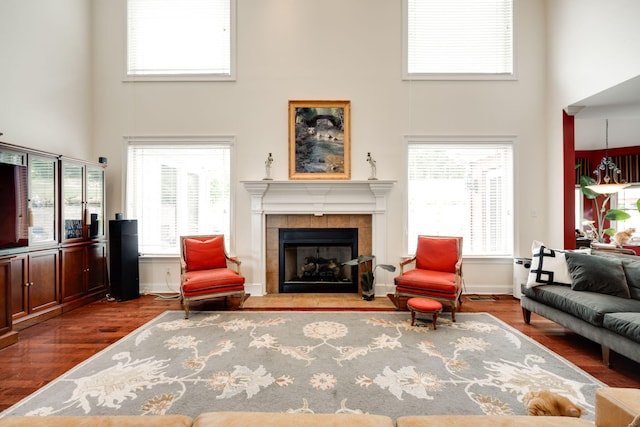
288, 100, 351, 180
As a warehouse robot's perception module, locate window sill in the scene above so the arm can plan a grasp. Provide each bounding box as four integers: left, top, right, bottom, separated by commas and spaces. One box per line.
123, 74, 235, 83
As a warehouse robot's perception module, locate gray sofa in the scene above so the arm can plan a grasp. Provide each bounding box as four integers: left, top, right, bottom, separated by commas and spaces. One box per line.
520, 249, 640, 367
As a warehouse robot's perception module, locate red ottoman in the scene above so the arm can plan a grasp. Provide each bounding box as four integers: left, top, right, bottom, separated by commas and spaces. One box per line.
407, 297, 443, 329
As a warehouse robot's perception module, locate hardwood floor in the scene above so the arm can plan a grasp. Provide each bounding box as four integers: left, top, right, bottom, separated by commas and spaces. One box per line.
1, 293, 639, 412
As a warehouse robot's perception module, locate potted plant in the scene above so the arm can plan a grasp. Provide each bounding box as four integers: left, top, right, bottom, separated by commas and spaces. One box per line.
579, 175, 635, 243
342, 255, 396, 301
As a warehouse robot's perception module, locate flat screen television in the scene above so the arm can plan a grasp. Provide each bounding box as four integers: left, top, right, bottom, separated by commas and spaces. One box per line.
0, 162, 29, 256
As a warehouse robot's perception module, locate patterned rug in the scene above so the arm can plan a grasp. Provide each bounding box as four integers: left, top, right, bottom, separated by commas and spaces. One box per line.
1, 311, 604, 421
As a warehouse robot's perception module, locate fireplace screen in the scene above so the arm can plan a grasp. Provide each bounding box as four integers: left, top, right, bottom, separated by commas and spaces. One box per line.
279, 228, 358, 293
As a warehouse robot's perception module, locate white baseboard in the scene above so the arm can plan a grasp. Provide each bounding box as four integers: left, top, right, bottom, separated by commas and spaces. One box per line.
245, 283, 265, 296
376, 283, 513, 297
142, 282, 514, 298
462, 283, 513, 295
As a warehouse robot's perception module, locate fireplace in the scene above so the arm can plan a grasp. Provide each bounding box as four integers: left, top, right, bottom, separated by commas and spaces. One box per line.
279, 228, 358, 293
242, 180, 394, 295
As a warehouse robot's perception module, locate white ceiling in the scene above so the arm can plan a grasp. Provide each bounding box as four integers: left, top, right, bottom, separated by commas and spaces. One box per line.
568, 75, 640, 150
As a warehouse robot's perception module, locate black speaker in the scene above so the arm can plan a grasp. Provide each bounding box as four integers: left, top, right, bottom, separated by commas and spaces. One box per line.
89, 213, 99, 237
109, 219, 139, 301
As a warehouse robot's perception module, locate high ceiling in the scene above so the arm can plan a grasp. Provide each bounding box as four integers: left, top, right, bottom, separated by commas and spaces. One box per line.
568, 75, 640, 150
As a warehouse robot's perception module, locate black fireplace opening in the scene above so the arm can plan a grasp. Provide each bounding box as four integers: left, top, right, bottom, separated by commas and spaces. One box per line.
279, 228, 358, 293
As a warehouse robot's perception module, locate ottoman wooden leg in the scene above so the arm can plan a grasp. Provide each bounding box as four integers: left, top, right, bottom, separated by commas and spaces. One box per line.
411, 310, 416, 326
432, 312, 438, 330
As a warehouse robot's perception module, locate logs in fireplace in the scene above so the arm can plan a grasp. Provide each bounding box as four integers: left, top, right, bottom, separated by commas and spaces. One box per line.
279, 228, 358, 293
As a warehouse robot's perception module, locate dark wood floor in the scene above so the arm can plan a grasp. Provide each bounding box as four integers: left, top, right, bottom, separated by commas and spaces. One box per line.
1, 294, 639, 412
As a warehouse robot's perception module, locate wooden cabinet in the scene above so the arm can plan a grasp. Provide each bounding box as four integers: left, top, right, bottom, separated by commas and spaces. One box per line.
9, 152, 63, 329
0, 142, 107, 335
61, 161, 86, 243
86, 166, 105, 239
0, 257, 18, 349
9, 254, 28, 320
0, 259, 12, 336
28, 154, 58, 249
87, 242, 107, 293
61, 246, 85, 302
60, 159, 107, 306
61, 160, 105, 243
26, 250, 59, 313
10, 249, 60, 329
61, 242, 106, 302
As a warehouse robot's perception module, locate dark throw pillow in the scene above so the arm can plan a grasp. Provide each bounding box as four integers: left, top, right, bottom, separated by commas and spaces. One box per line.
564, 252, 631, 299
619, 258, 640, 300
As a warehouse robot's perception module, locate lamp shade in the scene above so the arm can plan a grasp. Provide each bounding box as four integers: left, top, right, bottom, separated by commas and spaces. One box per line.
585, 182, 630, 194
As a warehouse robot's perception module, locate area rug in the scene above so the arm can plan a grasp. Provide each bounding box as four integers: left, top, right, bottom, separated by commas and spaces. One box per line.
0, 311, 604, 421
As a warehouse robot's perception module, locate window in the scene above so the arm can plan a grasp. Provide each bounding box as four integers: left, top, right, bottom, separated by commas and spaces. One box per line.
127, 0, 235, 80
611, 185, 640, 237
403, 0, 513, 79
576, 186, 640, 241
575, 187, 584, 232
126, 137, 233, 255
406, 137, 514, 256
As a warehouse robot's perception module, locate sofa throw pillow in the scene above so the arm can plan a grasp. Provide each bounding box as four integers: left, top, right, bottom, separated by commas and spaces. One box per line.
184, 236, 227, 271
617, 258, 640, 300
526, 240, 573, 288
564, 251, 631, 298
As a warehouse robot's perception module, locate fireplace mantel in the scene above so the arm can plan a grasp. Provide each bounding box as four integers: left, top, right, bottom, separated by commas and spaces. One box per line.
242, 180, 395, 295
242, 180, 394, 214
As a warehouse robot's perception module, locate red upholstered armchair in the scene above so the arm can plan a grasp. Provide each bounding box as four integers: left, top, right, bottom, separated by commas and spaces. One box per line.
179, 235, 246, 319
394, 235, 463, 321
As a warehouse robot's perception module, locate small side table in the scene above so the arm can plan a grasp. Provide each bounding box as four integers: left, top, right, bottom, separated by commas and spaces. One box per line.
407, 297, 443, 330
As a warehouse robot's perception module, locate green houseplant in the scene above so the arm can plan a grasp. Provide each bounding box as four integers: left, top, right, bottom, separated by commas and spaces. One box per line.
579, 175, 638, 242
342, 255, 396, 301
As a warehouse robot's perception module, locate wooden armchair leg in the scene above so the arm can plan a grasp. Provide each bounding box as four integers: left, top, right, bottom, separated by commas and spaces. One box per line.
238, 292, 246, 309
183, 300, 190, 319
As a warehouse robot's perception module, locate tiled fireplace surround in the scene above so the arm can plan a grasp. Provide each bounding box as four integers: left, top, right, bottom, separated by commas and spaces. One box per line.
266, 214, 371, 294
242, 180, 394, 295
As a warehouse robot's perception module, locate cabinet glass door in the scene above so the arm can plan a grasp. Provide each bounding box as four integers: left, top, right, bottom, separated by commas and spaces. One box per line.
28, 156, 57, 246
86, 166, 105, 238
62, 162, 84, 241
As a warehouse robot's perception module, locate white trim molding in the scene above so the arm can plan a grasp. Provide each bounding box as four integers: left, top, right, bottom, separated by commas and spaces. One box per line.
242, 180, 395, 295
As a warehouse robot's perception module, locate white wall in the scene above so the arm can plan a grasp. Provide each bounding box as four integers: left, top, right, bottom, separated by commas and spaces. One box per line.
0, 0, 92, 158
14, 0, 622, 295
545, 0, 640, 247
90, 0, 549, 295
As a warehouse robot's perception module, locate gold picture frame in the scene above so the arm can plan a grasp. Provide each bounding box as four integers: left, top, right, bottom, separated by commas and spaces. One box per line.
288, 100, 351, 180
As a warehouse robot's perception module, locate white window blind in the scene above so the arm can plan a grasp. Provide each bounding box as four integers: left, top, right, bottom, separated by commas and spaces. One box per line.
405, 0, 513, 78
126, 140, 232, 255
407, 140, 513, 256
127, 0, 234, 79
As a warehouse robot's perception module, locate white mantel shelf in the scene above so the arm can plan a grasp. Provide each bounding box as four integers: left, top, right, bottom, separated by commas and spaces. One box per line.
241, 180, 395, 295
241, 180, 395, 215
